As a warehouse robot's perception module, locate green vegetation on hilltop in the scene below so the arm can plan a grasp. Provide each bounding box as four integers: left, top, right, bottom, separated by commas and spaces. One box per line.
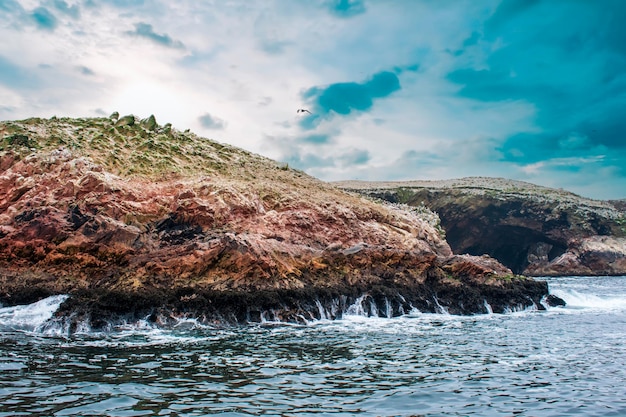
0, 115, 289, 181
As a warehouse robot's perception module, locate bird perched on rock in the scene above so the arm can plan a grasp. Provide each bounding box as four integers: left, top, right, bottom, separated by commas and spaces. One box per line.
297, 108, 312, 114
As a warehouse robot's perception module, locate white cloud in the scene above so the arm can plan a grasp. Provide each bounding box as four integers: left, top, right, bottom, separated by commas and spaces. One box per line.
0, 0, 623, 199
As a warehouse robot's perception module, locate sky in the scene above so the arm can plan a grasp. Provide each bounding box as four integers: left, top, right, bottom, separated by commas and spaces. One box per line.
1, 0, 625, 200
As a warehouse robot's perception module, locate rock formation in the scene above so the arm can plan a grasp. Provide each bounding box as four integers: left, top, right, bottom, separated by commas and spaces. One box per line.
140, 114, 158, 132
0, 118, 561, 329
336, 178, 626, 276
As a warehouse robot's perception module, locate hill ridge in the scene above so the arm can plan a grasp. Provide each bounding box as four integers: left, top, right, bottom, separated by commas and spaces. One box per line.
337, 179, 626, 276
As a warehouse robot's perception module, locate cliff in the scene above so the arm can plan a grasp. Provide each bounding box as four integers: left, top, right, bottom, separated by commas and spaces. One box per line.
336, 178, 626, 276
0, 117, 560, 329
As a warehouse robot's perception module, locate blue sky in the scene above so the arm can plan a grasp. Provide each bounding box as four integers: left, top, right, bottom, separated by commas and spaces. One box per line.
1, 0, 624, 199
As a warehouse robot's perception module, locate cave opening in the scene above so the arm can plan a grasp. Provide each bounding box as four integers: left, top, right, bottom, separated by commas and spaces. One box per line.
446, 224, 567, 274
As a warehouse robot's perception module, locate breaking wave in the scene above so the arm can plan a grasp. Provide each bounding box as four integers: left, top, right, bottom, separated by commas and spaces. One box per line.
2, 276, 623, 335
0, 295, 69, 332
547, 276, 626, 312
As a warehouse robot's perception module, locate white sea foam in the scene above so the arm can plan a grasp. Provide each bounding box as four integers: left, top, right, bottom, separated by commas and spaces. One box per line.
0, 295, 69, 332
2, 279, 622, 339
315, 299, 329, 321
345, 294, 369, 316
551, 288, 626, 311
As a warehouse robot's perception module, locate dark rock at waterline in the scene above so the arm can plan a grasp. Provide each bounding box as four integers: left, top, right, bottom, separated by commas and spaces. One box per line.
51, 274, 558, 330
544, 294, 567, 307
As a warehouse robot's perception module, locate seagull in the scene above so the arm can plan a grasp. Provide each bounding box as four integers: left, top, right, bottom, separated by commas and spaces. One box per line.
297, 108, 312, 114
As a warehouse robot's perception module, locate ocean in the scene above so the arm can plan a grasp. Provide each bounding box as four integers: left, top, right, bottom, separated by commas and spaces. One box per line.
1, 276, 625, 416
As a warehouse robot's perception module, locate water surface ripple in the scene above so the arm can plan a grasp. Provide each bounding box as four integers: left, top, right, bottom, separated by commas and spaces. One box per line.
1, 276, 625, 416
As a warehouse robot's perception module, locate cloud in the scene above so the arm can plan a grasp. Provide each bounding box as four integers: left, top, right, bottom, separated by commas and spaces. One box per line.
300, 70, 400, 128
298, 133, 333, 145
262, 129, 368, 173
100, 0, 145, 7
558, 132, 589, 151
462, 31, 480, 48
31, 7, 58, 31
52, 0, 80, 18
339, 148, 370, 165
446, 0, 626, 192
285, 152, 335, 169
483, 0, 541, 33
282, 147, 370, 171
198, 113, 226, 130
178, 47, 224, 68
516, 155, 624, 199
258, 39, 290, 55
78, 66, 95, 76
0, 55, 38, 88
326, 0, 366, 18
1, 1, 624, 199
394, 63, 420, 74
258, 96, 272, 107
126, 22, 185, 49
0, 0, 22, 13
252, 11, 294, 56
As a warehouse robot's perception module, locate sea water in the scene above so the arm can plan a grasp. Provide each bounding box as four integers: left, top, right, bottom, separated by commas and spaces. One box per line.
1, 276, 625, 416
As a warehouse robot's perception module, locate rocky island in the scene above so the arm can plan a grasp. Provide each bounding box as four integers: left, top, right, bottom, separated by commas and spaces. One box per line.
0, 115, 562, 329
336, 179, 626, 277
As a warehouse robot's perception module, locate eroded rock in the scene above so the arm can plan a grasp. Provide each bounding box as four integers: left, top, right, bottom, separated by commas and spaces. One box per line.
337, 178, 626, 276
0, 117, 561, 327
115, 114, 135, 127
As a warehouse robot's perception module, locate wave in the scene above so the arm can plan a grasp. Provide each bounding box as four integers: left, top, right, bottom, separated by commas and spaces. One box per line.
4, 280, 621, 337
550, 288, 626, 311
0, 295, 69, 332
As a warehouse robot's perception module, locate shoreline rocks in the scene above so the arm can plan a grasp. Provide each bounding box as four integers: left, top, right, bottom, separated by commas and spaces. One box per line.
336, 178, 626, 277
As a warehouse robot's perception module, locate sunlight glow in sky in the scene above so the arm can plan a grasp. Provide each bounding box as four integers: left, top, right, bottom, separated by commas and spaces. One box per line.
1, 0, 625, 199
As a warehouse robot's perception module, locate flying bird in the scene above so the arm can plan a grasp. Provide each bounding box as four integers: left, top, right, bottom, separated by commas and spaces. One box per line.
297, 108, 312, 114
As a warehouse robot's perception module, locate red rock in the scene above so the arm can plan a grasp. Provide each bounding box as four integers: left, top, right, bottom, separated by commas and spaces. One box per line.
0, 117, 558, 326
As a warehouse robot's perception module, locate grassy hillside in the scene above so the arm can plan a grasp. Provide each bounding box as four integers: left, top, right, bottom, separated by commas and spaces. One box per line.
0, 115, 294, 182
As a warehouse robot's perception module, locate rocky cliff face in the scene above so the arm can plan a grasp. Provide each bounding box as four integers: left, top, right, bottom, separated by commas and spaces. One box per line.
336, 178, 626, 276
0, 117, 559, 328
